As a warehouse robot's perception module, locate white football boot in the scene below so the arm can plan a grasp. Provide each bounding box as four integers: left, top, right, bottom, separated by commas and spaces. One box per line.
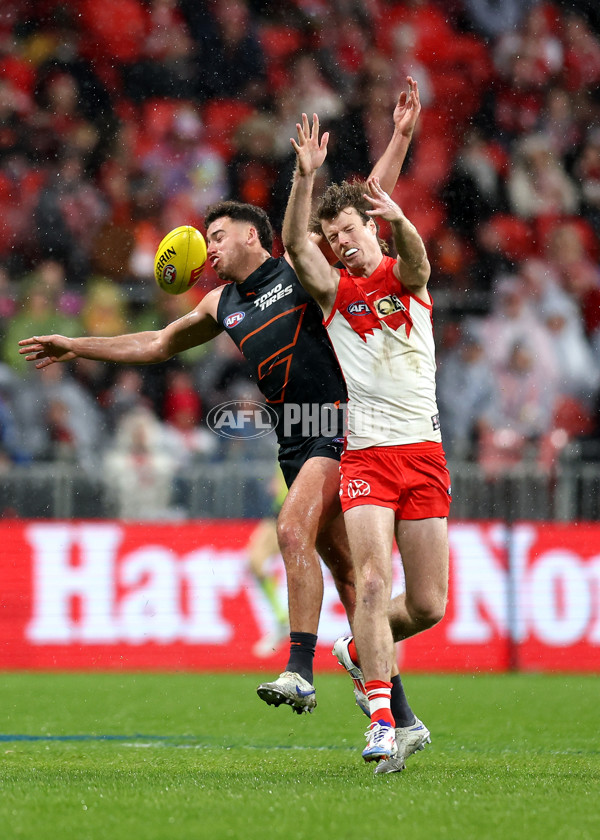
332, 635, 369, 717
362, 721, 398, 763
256, 671, 316, 714
374, 717, 431, 774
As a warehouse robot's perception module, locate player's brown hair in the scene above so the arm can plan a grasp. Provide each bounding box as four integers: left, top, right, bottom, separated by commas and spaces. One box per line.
312, 181, 389, 254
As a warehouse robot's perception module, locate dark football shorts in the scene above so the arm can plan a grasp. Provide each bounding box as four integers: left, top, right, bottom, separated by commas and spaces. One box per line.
278, 436, 345, 489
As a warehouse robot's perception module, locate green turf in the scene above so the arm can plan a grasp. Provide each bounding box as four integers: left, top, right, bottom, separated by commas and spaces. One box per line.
0, 672, 598, 840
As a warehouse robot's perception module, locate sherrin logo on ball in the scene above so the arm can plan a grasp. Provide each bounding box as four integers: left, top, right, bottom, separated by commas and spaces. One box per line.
154, 225, 207, 295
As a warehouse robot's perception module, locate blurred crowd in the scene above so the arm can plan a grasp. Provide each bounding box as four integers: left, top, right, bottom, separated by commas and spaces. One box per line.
1, 0, 600, 515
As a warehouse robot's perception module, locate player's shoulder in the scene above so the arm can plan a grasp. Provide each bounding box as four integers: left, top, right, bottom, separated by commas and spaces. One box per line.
278, 253, 298, 275
202, 283, 228, 304
192, 284, 228, 318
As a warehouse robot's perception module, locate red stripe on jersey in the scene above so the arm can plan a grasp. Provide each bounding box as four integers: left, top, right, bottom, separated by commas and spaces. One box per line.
326, 256, 415, 342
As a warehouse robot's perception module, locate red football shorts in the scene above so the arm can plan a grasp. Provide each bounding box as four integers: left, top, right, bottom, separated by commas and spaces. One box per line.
339, 441, 451, 519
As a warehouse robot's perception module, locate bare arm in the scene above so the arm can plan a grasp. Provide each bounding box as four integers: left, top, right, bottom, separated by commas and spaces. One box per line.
364, 176, 430, 300
282, 113, 340, 315
19, 286, 225, 370
369, 76, 421, 195
306, 78, 420, 265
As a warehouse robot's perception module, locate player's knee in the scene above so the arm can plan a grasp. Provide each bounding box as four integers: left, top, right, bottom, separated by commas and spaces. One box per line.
407, 595, 446, 629
406, 592, 446, 630
276, 516, 310, 560
358, 567, 390, 607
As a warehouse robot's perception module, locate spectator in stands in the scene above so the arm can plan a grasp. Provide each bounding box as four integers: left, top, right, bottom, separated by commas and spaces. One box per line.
0, 363, 29, 465
121, 0, 196, 102
32, 71, 100, 170
467, 217, 519, 296
3, 276, 80, 375
507, 134, 579, 220
227, 113, 278, 213
437, 325, 495, 460
81, 278, 129, 339
139, 103, 227, 230
12, 362, 104, 470
162, 367, 216, 464
103, 407, 179, 520
78, 0, 147, 84
487, 6, 561, 145
92, 141, 138, 282
126, 173, 165, 284
332, 56, 414, 184
574, 127, 600, 236
428, 227, 473, 296
442, 127, 510, 239
188, 0, 267, 102
103, 367, 154, 431
493, 4, 564, 84
544, 221, 600, 351
29, 6, 116, 171
540, 296, 600, 406
193, 330, 255, 419
0, 80, 41, 272
0, 266, 16, 333
562, 11, 600, 91
306, 6, 375, 99
211, 382, 277, 518
460, 0, 541, 41
479, 274, 559, 386
70, 356, 113, 406
535, 84, 582, 164
0, 76, 32, 164
269, 52, 346, 185
34, 150, 107, 283
520, 256, 581, 320
478, 340, 559, 473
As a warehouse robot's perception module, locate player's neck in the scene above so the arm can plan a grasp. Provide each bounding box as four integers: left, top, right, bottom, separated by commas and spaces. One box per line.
234, 250, 272, 285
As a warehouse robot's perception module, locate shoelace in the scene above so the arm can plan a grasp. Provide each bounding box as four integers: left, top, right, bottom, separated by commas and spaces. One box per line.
364, 724, 392, 745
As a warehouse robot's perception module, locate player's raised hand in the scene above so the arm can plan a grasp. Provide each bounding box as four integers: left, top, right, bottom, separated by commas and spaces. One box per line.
18, 335, 76, 369
291, 113, 329, 176
364, 176, 404, 222
393, 76, 421, 138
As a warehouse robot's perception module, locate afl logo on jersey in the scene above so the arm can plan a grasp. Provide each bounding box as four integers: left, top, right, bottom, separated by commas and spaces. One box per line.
224, 311, 245, 328
347, 301, 370, 315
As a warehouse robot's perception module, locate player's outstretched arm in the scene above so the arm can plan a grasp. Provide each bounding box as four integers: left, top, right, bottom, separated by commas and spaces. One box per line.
369, 76, 421, 196
282, 112, 339, 314
18, 287, 225, 369
364, 176, 430, 299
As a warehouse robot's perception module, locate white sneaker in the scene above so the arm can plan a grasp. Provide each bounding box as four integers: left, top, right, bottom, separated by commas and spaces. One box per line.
252, 623, 289, 658
374, 717, 431, 774
332, 635, 369, 717
362, 721, 398, 763
256, 671, 316, 714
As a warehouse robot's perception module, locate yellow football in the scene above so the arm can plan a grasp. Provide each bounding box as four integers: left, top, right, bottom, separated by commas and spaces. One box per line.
154, 225, 207, 295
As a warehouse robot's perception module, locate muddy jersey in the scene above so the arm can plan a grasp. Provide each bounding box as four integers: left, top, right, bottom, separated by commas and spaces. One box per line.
217, 257, 347, 445
324, 255, 442, 450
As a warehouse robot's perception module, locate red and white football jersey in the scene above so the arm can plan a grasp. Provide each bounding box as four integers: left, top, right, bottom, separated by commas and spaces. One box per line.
324, 255, 442, 450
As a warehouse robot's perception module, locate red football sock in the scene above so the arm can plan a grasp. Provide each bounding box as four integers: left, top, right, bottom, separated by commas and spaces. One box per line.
365, 680, 395, 727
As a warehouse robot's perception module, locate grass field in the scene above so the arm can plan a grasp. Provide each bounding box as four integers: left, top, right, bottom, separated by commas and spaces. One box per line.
0, 672, 598, 840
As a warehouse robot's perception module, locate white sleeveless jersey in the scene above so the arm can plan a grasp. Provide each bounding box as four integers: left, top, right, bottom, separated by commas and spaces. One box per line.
324, 256, 442, 450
